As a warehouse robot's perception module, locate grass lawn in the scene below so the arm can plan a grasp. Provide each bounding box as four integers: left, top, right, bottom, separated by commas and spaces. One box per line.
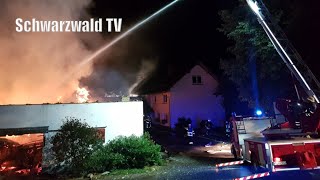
95, 166, 163, 180
70, 154, 210, 180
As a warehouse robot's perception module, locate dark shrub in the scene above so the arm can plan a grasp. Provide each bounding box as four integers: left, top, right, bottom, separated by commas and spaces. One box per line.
51, 117, 102, 174
85, 133, 163, 173
85, 147, 125, 172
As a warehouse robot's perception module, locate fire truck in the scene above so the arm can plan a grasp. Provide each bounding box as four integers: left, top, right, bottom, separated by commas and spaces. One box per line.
222, 0, 320, 176
230, 113, 320, 172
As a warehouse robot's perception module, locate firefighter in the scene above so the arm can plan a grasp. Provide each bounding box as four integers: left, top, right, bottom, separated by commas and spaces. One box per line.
185, 124, 195, 145
144, 115, 152, 129
305, 96, 317, 114
205, 119, 213, 136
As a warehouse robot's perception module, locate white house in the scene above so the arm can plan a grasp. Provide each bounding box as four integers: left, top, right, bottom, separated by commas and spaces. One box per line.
138, 64, 225, 129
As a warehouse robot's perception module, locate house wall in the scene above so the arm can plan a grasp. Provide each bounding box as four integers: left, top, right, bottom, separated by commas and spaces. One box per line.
170, 65, 225, 128
146, 92, 170, 127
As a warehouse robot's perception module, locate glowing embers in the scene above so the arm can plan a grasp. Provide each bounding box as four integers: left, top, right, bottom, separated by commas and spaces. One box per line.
0, 133, 43, 175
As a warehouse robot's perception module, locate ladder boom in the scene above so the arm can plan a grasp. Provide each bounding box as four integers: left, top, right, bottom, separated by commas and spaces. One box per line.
246, 0, 320, 103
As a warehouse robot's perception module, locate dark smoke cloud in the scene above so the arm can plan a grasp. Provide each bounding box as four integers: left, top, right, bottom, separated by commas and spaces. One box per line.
79, 36, 157, 101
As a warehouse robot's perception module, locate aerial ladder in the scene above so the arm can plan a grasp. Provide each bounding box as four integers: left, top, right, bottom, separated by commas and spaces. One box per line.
247, 0, 320, 102
245, 0, 320, 136
218, 1, 320, 179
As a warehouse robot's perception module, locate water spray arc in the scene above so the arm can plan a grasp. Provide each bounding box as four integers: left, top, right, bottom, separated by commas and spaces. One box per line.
60, 0, 180, 101
79, 0, 180, 68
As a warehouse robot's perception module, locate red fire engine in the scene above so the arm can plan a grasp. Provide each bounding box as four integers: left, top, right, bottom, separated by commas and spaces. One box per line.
230, 113, 320, 172
220, 0, 320, 178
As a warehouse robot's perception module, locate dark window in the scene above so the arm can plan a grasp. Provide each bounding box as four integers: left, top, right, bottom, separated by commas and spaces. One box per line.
161, 113, 168, 124
192, 76, 197, 84
197, 76, 202, 84
154, 96, 157, 103
163, 95, 168, 103
192, 75, 202, 85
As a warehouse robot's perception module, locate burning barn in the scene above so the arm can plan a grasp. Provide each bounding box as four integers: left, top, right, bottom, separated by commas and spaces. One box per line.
0, 132, 44, 175
0, 101, 143, 175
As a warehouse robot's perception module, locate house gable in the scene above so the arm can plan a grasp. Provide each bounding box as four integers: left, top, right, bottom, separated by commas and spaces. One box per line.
140, 64, 225, 128
169, 65, 225, 128
170, 65, 218, 94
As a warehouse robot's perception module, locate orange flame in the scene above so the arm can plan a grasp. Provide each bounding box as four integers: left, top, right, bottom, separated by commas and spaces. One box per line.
76, 87, 90, 103
57, 96, 63, 102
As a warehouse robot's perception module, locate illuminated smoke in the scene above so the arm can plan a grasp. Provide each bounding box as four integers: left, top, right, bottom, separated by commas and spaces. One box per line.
80, 58, 157, 102
0, 0, 101, 104
129, 59, 157, 95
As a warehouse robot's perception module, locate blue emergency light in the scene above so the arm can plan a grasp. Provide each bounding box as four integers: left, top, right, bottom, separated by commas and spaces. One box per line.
255, 109, 263, 116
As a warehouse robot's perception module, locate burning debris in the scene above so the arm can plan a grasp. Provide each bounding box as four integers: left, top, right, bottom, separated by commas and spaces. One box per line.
0, 133, 43, 176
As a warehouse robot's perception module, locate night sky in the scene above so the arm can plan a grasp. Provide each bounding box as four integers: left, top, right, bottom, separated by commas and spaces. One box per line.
89, 0, 234, 72
89, 0, 319, 72
85, 0, 320, 114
